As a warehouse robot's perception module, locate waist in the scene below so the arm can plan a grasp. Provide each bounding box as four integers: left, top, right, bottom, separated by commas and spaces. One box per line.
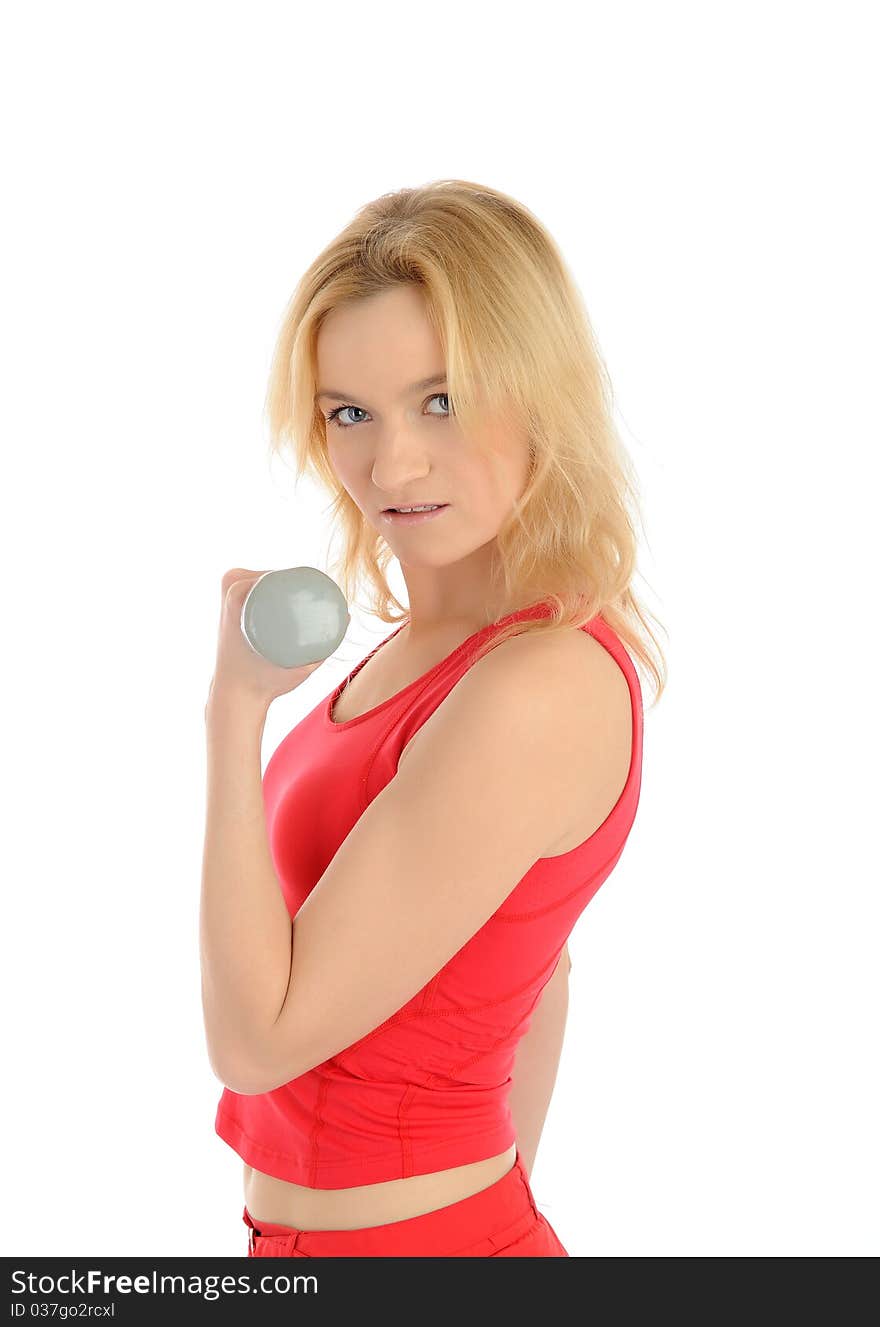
243, 1142, 518, 1231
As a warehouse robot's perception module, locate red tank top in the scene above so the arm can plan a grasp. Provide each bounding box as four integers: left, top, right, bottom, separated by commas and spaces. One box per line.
214, 601, 644, 1188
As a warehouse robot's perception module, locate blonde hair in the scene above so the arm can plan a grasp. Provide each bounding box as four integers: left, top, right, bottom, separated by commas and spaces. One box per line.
264, 178, 667, 706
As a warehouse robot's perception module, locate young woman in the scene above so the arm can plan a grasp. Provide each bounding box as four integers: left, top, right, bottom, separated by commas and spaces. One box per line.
200, 179, 666, 1258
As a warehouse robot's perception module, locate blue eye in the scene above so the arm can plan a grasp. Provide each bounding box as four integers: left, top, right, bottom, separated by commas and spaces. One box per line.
325, 393, 452, 429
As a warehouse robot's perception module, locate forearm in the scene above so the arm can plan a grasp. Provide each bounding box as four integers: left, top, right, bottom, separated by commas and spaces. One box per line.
508, 959, 570, 1180
200, 696, 293, 1088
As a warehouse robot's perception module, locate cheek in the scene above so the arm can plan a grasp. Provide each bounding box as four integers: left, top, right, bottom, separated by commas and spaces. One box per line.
500, 441, 532, 504
476, 449, 526, 507
326, 439, 358, 486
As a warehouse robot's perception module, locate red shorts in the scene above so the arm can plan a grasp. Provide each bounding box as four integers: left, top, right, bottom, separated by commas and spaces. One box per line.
243, 1148, 568, 1257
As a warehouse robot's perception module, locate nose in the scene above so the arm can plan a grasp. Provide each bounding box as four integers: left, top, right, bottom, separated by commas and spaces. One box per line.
370, 428, 434, 495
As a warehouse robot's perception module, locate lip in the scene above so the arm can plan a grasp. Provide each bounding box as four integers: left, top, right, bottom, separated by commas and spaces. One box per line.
380, 504, 450, 526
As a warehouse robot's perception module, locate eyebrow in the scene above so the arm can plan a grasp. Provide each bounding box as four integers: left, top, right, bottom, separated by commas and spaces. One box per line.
316, 372, 448, 402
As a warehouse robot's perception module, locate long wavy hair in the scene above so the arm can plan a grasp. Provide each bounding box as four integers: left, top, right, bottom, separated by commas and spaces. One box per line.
263, 178, 667, 706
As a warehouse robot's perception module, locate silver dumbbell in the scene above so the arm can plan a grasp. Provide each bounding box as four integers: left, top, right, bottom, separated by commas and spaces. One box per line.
240, 567, 350, 667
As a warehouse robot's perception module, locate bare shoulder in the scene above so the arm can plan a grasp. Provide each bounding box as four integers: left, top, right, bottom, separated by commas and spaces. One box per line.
456, 620, 632, 732
489, 620, 630, 690
475, 627, 633, 855
480, 623, 632, 768
536, 625, 633, 726
398, 623, 633, 836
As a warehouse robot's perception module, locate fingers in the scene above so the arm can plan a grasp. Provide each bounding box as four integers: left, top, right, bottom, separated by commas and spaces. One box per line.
221, 568, 262, 605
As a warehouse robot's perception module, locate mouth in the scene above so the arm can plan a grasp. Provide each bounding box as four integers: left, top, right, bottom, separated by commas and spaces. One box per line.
381, 504, 450, 525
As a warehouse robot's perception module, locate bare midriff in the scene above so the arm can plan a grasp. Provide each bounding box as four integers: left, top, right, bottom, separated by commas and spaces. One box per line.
243, 1143, 518, 1231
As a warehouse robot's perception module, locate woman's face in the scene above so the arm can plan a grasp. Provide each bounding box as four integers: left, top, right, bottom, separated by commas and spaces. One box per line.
315, 284, 531, 571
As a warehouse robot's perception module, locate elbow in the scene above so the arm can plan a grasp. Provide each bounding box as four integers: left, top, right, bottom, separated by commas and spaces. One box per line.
201, 984, 310, 1093
207, 1044, 261, 1096
207, 1035, 302, 1097
202, 999, 279, 1094
215, 1062, 269, 1097
204, 1027, 268, 1095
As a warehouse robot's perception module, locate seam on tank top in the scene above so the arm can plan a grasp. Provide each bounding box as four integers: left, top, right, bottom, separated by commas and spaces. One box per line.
397, 969, 444, 1173
460, 1019, 526, 1084
306, 1070, 331, 1189
444, 1019, 526, 1082
355, 624, 536, 813
437, 974, 559, 1085
397, 1017, 522, 1177
492, 854, 626, 920
397, 1082, 418, 1176
419, 971, 441, 1015
396, 956, 485, 1178
332, 949, 563, 1068
216, 1107, 512, 1169
356, 656, 475, 813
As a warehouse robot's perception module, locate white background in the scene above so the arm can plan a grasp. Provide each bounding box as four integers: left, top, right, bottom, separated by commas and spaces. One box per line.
2, 0, 877, 1258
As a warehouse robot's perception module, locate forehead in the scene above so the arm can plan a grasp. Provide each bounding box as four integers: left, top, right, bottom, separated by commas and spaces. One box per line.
315, 286, 445, 398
